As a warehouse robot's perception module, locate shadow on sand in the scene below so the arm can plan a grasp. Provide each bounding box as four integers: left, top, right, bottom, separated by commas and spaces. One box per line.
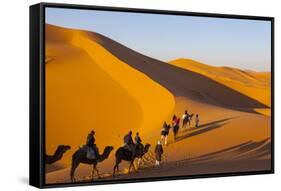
97, 138, 271, 181
188, 137, 271, 164
174, 117, 235, 143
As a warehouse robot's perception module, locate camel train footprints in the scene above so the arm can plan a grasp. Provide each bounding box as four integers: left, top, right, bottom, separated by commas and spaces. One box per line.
45, 145, 71, 164
140, 150, 160, 167
70, 146, 114, 182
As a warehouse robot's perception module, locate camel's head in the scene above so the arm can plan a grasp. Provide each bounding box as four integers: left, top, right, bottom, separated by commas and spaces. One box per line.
105, 146, 114, 153
100, 146, 114, 160
57, 145, 71, 153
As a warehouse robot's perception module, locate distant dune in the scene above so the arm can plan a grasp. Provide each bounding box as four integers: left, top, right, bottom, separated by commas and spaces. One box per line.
169, 58, 271, 109
45, 24, 271, 184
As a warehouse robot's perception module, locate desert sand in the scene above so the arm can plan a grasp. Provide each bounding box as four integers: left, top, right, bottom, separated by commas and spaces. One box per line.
45, 24, 271, 184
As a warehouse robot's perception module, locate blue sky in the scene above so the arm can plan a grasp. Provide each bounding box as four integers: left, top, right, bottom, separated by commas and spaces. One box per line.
46, 7, 271, 71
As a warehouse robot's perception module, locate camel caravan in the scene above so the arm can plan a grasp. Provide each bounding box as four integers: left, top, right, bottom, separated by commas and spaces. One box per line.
161, 110, 199, 144
45, 109, 200, 182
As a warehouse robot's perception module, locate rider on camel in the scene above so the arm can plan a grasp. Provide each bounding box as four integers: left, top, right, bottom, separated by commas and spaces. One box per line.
124, 131, 135, 157
86, 130, 99, 159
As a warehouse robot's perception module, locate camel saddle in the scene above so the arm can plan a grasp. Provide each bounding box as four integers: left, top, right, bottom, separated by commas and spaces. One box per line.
84, 145, 97, 160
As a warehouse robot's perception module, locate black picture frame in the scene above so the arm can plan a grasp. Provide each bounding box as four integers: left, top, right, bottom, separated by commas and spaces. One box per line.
30, 2, 274, 188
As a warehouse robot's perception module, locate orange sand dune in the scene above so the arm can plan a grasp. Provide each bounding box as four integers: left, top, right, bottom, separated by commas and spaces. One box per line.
169, 59, 271, 111
45, 24, 271, 184
46, 26, 142, 166
45, 24, 174, 168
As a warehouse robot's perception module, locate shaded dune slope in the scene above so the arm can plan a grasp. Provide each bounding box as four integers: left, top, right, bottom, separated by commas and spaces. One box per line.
85, 32, 268, 112
169, 58, 271, 108
170, 58, 270, 87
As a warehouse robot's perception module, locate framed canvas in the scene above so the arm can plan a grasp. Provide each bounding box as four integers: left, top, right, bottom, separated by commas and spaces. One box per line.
29, 2, 274, 188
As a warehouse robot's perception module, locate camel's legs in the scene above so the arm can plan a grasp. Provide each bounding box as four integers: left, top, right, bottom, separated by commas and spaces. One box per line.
113, 160, 121, 176
113, 165, 116, 176
113, 165, 117, 176
95, 167, 101, 179
91, 166, 95, 180
132, 162, 137, 172
70, 161, 79, 182
182, 121, 185, 129
128, 160, 137, 174
161, 135, 165, 143
137, 158, 142, 167
128, 162, 133, 174
117, 164, 120, 174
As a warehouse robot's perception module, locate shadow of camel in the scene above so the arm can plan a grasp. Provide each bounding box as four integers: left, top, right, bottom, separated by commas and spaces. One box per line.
237, 138, 269, 153
193, 141, 252, 160
188, 137, 271, 164
173, 117, 235, 143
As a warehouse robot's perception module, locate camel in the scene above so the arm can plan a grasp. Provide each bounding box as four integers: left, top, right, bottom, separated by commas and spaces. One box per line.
173, 124, 180, 140
113, 143, 151, 176
182, 113, 194, 128
161, 124, 171, 145
45, 145, 71, 164
70, 146, 114, 182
